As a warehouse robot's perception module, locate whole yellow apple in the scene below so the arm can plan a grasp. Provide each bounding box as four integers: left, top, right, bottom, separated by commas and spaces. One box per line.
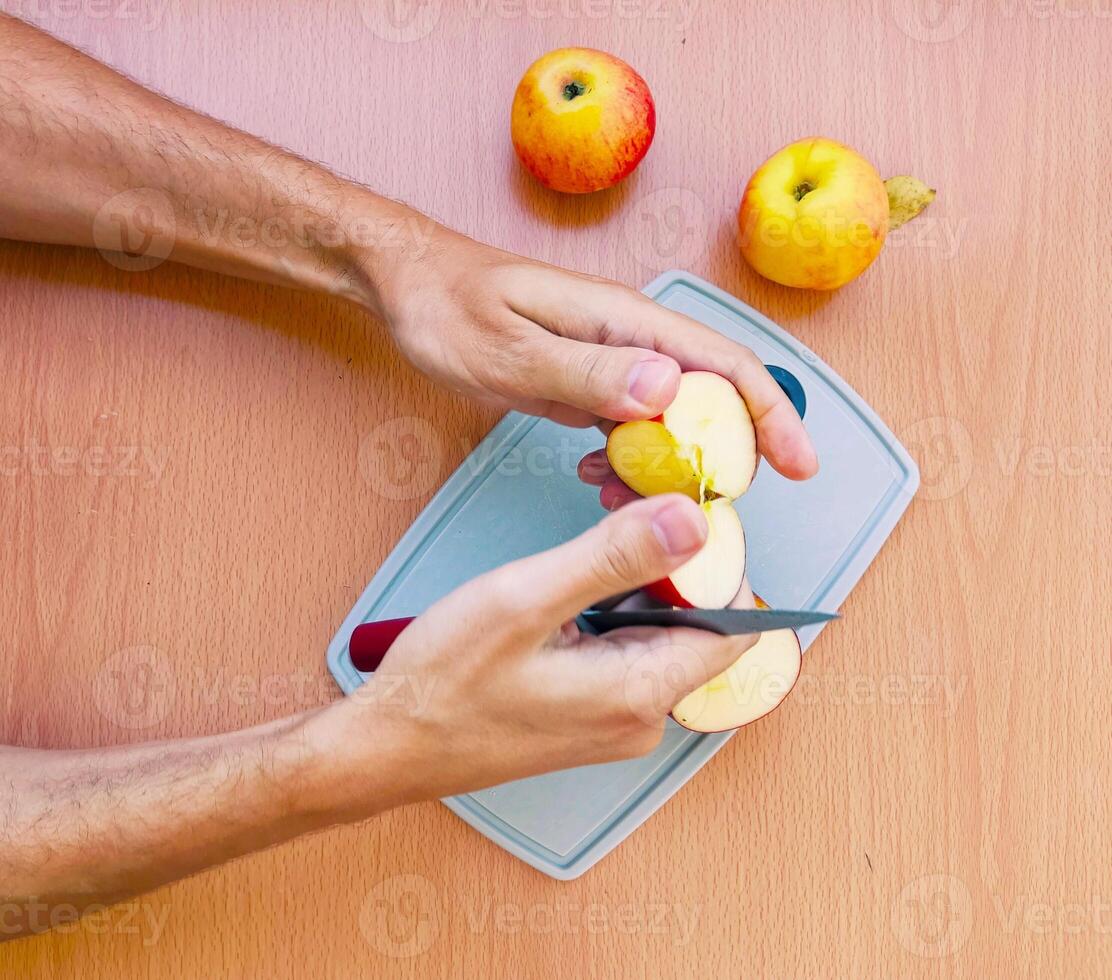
738, 138, 890, 289
510, 47, 655, 194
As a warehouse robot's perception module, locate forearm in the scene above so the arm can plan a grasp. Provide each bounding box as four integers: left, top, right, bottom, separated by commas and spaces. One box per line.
0, 704, 410, 941
0, 14, 426, 314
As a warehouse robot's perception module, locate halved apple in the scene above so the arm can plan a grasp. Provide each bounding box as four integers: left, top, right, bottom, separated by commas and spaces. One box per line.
645, 497, 745, 608
606, 371, 757, 502
670, 596, 802, 732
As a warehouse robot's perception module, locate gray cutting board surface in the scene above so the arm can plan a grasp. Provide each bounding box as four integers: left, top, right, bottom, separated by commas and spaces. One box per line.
327, 269, 919, 879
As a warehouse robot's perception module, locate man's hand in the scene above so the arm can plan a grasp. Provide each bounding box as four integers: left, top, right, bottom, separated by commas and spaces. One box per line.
0, 14, 792, 936
375, 226, 818, 480
302, 493, 757, 815
0, 15, 817, 486
1, 495, 756, 936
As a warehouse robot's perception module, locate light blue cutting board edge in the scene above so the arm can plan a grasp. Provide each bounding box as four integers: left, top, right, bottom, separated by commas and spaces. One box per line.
326, 269, 919, 880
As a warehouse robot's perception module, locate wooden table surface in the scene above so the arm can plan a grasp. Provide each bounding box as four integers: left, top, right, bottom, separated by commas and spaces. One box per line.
2, 1, 1109, 976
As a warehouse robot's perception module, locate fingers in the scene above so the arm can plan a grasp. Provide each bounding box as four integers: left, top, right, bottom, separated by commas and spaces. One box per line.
499, 314, 681, 422
600, 575, 759, 710
577, 449, 637, 511
576, 448, 611, 485
616, 289, 818, 479
599, 479, 640, 512
485, 494, 708, 636
532, 278, 819, 480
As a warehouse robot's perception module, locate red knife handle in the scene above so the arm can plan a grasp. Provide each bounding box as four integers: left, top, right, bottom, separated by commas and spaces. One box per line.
349, 617, 416, 673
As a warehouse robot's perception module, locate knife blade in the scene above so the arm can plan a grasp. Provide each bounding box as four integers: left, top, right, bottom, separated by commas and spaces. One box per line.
347, 607, 837, 673
578, 607, 838, 635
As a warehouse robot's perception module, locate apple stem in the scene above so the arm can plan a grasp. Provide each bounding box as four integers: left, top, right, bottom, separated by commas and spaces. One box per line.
793, 181, 815, 202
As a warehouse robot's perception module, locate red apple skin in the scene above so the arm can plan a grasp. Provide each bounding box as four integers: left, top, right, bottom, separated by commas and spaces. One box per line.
645, 577, 692, 608
510, 47, 655, 194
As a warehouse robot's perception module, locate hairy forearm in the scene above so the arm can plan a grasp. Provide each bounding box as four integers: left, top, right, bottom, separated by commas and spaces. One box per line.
0, 13, 429, 314
0, 706, 408, 942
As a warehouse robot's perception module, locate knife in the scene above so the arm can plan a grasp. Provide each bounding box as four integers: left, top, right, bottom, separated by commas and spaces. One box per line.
579, 607, 837, 634
347, 606, 837, 673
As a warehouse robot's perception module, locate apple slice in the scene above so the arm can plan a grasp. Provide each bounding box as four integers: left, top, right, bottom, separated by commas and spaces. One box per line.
606, 371, 757, 502
670, 597, 802, 732
645, 497, 745, 608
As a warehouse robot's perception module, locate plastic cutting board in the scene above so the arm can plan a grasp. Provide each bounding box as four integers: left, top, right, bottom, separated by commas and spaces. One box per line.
326, 270, 919, 879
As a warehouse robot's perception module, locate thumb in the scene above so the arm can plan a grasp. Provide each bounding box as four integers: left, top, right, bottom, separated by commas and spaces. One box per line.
526, 335, 681, 421
500, 495, 708, 631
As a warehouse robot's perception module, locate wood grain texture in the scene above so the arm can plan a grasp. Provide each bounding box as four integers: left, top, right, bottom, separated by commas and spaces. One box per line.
1, 0, 1109, 975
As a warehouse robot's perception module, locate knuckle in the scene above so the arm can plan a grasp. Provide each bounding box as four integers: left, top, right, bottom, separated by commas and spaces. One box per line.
623, 680, 665, 721
482, 567, 532, 625
725, 347, 763, 387
620, 719, 666, 758
589, 525, 651, 591
566, 347, 622, 410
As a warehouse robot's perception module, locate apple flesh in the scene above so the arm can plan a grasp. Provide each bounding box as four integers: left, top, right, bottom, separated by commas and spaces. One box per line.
510, 47, 655, 194
606, 371, 757, 502
645, 498, 745, 609
670, 598, 802, 732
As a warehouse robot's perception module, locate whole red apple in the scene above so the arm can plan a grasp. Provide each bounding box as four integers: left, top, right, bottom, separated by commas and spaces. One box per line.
510, 47, 655, 194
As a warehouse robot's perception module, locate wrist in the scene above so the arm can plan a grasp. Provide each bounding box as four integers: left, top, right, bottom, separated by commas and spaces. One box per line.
335, 191, 446, 320
281, 691, 431, 827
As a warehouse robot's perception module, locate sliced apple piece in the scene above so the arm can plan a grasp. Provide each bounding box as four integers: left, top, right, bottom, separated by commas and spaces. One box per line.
645, 497, 745, 609
670, 596, 802, 732
606, 371, 757, 501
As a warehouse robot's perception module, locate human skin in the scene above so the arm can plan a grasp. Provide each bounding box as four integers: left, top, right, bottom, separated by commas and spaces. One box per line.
0, 14, 815, 940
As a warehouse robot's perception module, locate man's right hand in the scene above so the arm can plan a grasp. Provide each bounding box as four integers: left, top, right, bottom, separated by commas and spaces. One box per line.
305, 494, 757, 817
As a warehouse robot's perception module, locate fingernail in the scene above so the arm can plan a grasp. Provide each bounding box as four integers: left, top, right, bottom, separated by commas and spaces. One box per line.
651, 500, 707, 555
627, 358, 677, 409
